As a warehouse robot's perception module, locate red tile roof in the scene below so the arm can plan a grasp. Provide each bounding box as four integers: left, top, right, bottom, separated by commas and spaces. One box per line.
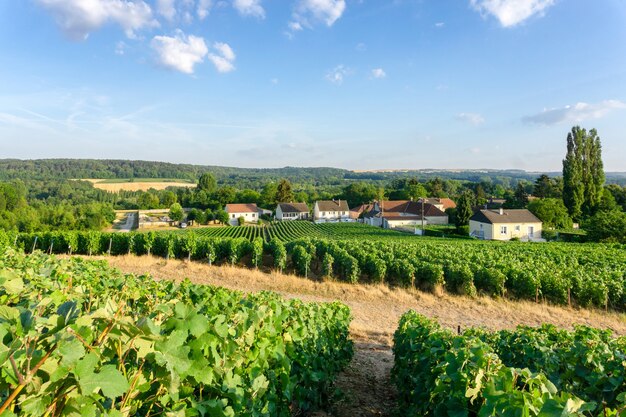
225, 203, 258, 213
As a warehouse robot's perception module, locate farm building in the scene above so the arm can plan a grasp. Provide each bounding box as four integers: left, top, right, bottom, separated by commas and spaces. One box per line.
276, 203, 310, 221
420, 197, 456, 211
363, 200, 449, 229
225, 203, 258, 226
313, 200, 351, 223
469, 208, 543, 241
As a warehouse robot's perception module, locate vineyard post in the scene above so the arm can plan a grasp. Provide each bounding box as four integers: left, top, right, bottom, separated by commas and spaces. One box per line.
13, 234, 17, 247
48, 240, 54, 255
568, 288, 571, 307
68, 245, 72, 255
535, 286, 539, 303
31, 236, 38, 253
457, 325, 461, 335
108, 238, 112, 256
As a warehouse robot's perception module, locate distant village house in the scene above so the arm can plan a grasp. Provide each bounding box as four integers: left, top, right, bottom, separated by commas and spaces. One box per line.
313, 200, 351, 223
225, 203, 258, 226
276, 203, 310, 221
469, 208, 543, 241
363, 200, 449, 229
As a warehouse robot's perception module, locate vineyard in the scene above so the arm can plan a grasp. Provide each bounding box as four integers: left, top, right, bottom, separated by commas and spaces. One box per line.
168, 222, 413, 242
2, 225, 626, 311
0, 249, 353, 416
393, 312, 626, 416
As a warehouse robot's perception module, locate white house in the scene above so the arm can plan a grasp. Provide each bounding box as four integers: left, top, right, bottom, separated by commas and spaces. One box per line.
469, 208, 543, 241
276, 202, 310, 221
363, 200, 449, 229
225, 203, 258, 226
313, 200, 351, 223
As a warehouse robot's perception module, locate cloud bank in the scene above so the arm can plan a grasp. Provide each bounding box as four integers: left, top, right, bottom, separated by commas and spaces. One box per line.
523, 100, 626, 125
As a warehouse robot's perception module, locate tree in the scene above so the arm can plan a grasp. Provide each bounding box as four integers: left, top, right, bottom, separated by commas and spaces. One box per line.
169, 203, 184, 222
215, 209, 229, 225
427, 177, 445, 197
260, 183, 278, 207
276, 179, 294, 203
514, 183, 529, 208
527, 198, 572, 229
562, 126, 605, 220
342, 182, 378, 207
197, 172, 217, 193
533, 175, 558, 198
456, 190, 475, 228
216, 186, 237, 205
237, 216, 245, 226
583, 210, 626, 243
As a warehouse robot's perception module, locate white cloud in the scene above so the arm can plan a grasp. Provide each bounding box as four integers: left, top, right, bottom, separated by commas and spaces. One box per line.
208, 42, 236, 73
157, 0, 177, 20
371, 68, 386, 79
457, 112, 485, 126
36, 0, 158, 40
355, 42, 366, 52
233, 0, 265, 18
151, 30, 208, 74
271, 78, 279, 84
469, 0, 555, 27
289, 0, 346, 33
523, 100, 626, 125
197, 0, 213, 19
435, 22, 445, 28
115, 40, 127, 55
325, 65, 350, 85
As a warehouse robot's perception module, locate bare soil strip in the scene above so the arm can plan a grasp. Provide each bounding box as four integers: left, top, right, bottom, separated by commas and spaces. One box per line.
97, 256, 626, 417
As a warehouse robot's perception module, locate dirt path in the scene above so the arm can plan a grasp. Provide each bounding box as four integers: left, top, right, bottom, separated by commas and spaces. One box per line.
99, 255, 626, 417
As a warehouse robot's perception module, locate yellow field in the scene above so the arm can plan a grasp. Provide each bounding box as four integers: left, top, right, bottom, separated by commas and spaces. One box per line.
83, 179, 196, 192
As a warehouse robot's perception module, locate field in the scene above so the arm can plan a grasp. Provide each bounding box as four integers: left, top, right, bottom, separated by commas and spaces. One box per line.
174, 221, 419, 241
82, 178, 196, 192
4, 222, 626, 311
0, 250, 352, 416
103, 255, 626, 417
394, 313, 626, 415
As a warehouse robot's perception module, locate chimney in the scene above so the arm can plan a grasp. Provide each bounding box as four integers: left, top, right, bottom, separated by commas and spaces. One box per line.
499, 208, 504, 216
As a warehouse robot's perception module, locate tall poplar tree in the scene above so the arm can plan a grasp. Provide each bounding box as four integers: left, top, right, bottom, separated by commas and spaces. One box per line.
562, 126, 605, 221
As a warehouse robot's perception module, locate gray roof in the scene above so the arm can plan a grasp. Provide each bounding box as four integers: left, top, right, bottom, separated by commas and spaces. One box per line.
470, 209, 542, 224
316, 200, 350, 211
277, 202, 309, 213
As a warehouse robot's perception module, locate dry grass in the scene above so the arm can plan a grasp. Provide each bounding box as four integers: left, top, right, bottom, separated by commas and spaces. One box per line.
83, 179, 196, 192
99, 255, 626, 346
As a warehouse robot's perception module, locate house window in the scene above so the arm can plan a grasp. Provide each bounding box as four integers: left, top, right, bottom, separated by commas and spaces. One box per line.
231, 214, 235, 218
500, 226, 507, 234
515, 225, 520, 231
252, 213, 256, 218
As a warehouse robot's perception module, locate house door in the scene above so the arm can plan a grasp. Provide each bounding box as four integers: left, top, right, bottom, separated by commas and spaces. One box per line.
528, 226, 534, 238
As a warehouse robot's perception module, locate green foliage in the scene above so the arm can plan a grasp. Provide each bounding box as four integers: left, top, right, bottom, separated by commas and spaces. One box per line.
528, 198, 573, 229
237, 216, 245, 226
0, 250, 353, 416
4, 222, 626, 310
322, 252, 334, 278
563, 126, 605, 220
169, 202, 184, 222
583, 210, 626, 243
456, 190, 475, 227
276, 179, 294, 203
392, 312, 622, 417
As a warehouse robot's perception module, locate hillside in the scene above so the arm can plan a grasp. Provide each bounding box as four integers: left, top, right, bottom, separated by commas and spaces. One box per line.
103, 255, 626, 417
3, 158, 625, 185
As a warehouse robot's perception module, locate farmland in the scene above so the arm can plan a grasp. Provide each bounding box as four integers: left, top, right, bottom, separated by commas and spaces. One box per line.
0, 250, 352, 416
3, 223, 626, 311
393, 312, 626, 416
82, 178, 196, 192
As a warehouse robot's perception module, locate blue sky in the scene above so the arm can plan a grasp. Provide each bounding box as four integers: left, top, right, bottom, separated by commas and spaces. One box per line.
1, 0, 625, 171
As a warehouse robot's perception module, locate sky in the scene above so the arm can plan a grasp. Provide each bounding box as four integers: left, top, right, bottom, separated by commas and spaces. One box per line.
1, 0, 625, 171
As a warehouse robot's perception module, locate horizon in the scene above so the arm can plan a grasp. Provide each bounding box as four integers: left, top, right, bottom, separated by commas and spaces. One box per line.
1, 1, 625, 171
